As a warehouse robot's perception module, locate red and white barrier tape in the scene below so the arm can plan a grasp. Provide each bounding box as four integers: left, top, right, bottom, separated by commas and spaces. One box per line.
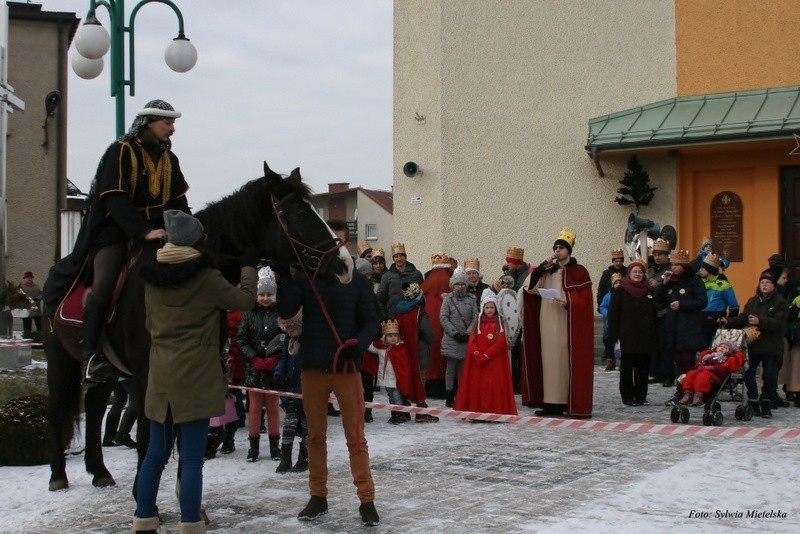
232, 385, 800, 441
0, 340, 42, 348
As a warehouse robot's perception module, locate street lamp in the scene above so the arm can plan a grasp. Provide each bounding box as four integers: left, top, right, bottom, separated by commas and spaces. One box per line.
71, 0, 197, 137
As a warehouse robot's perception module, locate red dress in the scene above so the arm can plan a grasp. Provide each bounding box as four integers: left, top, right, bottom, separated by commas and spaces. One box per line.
454, 314, 518, 415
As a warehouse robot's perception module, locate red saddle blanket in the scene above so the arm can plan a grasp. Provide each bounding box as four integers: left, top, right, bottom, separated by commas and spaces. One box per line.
55, 283, 116, 327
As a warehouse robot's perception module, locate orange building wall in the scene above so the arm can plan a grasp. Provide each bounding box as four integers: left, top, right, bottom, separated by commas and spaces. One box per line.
675, 0, 800, 96
677, 144, 795, 295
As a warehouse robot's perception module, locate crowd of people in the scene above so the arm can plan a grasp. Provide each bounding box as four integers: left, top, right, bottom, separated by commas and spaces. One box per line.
58, 99, 799, 532
602, 238, 798, 419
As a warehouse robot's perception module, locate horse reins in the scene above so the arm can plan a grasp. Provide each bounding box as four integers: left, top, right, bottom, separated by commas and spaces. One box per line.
269, 193, 355, 357
270, 192, 365, 447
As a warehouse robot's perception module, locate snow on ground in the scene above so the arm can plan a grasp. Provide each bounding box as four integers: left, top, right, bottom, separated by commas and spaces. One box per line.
1, 368, 798, 533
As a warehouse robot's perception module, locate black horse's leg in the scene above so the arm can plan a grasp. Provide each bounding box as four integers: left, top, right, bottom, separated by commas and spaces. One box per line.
84, 382, 116, 487
46, 340, 81, 491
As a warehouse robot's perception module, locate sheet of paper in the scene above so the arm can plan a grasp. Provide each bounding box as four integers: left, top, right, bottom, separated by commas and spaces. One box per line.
538, 288, 561, 300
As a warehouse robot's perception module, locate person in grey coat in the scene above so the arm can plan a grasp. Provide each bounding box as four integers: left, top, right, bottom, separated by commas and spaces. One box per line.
439, 270, 478, 407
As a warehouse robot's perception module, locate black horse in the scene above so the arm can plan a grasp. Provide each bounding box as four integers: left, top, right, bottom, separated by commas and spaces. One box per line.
44, 162, 353, 491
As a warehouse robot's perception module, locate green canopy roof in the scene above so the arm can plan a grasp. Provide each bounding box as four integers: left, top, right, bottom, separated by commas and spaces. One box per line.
586, 86, 800, 153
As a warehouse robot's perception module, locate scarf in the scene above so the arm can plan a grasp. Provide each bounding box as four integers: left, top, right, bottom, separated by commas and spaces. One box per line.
620, 276, 649, 299
156, 242, 201, 264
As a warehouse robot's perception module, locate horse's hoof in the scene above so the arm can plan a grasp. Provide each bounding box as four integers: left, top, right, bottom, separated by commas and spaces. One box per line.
92, 475, 116, 488
200, 507, 210, 524
49, 478, 69, 491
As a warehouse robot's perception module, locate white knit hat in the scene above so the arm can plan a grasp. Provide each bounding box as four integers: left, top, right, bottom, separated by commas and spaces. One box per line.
257, 266, 277, 294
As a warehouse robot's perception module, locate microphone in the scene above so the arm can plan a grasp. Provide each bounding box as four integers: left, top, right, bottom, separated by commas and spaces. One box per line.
538, 254, 557, 268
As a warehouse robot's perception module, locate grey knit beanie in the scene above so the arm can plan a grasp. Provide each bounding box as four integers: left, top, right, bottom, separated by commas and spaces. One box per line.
163, 210, 203, 246
450, 271, 468, 288
355, 258, 373, 276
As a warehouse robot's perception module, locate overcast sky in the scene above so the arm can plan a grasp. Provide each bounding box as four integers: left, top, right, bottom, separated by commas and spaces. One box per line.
62, 0, 393, 210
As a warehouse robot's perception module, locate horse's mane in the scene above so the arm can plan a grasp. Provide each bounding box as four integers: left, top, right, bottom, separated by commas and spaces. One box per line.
194, 171, 313, 279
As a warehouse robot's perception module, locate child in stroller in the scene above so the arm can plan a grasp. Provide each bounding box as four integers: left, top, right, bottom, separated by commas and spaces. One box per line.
678, 339, 745, 406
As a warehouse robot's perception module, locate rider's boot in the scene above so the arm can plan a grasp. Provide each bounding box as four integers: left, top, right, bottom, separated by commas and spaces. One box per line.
82, 293, 115, 385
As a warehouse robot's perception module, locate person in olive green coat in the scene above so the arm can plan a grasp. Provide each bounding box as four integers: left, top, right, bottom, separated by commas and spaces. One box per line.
133, 210, 257, 534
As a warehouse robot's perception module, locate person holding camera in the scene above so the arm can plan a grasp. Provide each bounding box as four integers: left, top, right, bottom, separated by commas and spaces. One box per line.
439, 269, 478, 408
237, 270, 283, 462
275, 239, 380, 526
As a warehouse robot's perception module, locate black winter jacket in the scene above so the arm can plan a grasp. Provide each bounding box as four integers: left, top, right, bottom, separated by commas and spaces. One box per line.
655, 273, 708, 352
608, 285, 658, 354
726, 291, 788, 358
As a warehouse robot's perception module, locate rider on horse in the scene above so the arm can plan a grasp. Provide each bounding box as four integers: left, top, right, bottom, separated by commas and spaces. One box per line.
42, 99, 191, 384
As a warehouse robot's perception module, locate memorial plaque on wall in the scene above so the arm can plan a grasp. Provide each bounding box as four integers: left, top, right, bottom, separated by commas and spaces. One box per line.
710, 191, 743, 262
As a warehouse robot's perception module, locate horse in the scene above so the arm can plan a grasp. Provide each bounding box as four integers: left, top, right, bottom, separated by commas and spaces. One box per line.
43, 161, 353, 492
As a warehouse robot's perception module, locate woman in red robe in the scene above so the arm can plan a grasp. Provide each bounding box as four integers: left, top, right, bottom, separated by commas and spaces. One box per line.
454, 289, 518, 416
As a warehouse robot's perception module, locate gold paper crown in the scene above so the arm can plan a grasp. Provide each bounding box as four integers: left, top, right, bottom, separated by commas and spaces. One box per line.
670, 249, 691, 264
463, 257, 481, 272
381, 319, 400, 335
356, 242, 373, 257
431, 252, 450, 265
611, 248, 624, 260
402, 282, 421, 299
611, 273, 623, 284
652, 238, 671, 253
703, 253, 722, 270
506, 246, 524, 260
373, 247, 385, 259
556, 227, 576, 247
391, 242, 406, 256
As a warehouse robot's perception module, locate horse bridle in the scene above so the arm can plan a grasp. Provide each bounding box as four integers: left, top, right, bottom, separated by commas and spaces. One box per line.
270, 192, 346, 279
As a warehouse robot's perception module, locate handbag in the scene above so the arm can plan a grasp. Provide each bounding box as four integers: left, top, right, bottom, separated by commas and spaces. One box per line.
209, 394, 238, 427
252, 355, 279, 372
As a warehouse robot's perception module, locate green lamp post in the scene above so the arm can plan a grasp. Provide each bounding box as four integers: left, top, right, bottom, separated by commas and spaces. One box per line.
71, 0, 197, 137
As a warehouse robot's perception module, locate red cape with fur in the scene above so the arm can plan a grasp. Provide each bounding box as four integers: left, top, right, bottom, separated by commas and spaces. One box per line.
520, 261, 594, 418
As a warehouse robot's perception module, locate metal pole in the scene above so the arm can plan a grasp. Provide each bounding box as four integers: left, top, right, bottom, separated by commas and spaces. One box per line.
109, 0, 126, 138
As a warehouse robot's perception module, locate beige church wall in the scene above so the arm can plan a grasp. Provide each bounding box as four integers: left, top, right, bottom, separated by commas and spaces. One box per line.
394, 0, 445, 270
394, 0, 677, 297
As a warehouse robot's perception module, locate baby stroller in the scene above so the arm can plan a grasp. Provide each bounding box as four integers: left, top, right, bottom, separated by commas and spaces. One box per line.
669, 327, 755, 426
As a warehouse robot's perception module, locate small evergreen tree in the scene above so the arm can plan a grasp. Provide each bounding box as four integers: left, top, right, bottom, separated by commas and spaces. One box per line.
614, 155, 657, 213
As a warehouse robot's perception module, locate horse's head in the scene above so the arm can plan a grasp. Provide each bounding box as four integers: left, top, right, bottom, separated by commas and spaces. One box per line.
262, 162, 353, 285
195, 162, 354, 286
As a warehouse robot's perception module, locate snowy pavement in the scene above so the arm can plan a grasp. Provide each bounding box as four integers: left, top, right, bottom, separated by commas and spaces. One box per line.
2, 367, 799, 533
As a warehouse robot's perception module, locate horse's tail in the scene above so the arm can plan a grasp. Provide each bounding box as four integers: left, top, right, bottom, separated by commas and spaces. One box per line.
44, 328, 84, 449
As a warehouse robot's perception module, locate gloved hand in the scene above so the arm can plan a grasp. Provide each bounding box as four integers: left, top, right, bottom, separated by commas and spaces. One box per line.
334, 339, 360, 373
454, 333, 469, 343
477, 353, 490, 366
339, 344, 360, 361
240, 246, 263, 269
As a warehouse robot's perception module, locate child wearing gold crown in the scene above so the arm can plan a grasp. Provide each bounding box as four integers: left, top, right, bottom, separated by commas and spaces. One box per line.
395, 281, 438, 423
368, 320, 414, 424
